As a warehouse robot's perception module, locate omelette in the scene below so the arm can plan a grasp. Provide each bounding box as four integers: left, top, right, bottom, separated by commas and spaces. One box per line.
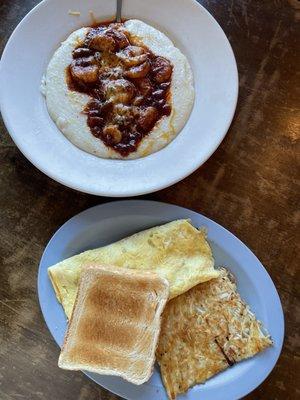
48, 219, 219, 318
156, 268, 272, 400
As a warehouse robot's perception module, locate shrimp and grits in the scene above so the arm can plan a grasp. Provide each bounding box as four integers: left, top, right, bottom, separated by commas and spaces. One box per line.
42, 20, 194, 159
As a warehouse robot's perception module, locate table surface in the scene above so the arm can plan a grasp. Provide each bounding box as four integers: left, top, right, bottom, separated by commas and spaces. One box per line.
0, 0, 299, 399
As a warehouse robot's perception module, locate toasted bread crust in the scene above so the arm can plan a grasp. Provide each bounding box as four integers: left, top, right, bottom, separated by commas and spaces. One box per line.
59, 265, 169, 385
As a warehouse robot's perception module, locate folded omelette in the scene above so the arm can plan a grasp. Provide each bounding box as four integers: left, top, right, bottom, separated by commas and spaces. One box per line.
48, 219, 219, 318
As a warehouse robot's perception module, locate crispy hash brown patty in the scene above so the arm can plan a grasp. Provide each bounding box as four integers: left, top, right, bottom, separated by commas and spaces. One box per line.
157, 268, 272, 400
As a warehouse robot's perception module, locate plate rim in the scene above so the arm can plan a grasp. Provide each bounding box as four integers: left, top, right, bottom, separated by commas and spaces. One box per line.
0, 0, 238, 197
37, 200, 284, 400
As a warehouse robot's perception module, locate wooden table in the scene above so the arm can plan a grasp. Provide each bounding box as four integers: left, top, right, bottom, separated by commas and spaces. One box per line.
0, 1, 299, 399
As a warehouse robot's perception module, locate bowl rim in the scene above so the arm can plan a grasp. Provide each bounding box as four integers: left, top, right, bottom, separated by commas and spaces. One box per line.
0, 0, 238, 196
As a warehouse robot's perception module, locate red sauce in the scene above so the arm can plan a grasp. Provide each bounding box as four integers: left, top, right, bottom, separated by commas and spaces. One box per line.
66, 21, 173, 156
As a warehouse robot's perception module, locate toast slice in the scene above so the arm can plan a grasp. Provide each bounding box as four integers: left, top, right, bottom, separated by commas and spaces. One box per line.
58, 265, 169, 385
157, 268, 272, 399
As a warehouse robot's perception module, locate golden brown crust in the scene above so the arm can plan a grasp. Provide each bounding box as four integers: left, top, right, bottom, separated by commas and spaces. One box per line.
156, 268, 272, 399
58, 265, 169, 385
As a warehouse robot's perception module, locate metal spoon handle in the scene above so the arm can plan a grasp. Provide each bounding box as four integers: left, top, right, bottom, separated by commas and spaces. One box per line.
116, 0, 122, 22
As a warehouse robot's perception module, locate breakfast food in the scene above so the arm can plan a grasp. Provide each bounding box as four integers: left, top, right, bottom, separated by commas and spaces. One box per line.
48, 219, 218, 318
156, 268, 272, 399
47, 219, 274, 395
43, 19, 194, 159
58, 265, 169, 384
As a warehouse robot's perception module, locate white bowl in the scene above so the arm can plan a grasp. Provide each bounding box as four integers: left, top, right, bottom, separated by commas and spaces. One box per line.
0, 0, 238, 196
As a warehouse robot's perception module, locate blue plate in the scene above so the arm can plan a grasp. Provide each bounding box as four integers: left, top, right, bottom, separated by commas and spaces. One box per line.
38, 200, 284, 400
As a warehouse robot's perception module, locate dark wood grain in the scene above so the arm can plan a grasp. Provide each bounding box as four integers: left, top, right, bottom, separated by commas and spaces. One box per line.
0, 1, 299, 399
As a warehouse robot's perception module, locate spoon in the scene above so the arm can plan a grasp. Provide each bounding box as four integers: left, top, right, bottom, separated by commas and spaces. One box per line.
116, 0, 122, 22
